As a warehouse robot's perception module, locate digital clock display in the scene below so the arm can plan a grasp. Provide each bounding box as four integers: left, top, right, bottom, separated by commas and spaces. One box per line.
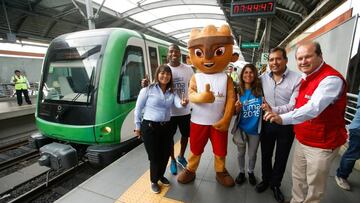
231, 0, 276, 17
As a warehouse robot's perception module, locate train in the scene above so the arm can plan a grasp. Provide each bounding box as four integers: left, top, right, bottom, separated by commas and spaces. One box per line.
31, 28, 188, 169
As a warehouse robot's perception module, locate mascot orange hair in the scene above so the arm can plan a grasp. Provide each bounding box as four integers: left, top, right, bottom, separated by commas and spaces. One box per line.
177, 24, 237, 187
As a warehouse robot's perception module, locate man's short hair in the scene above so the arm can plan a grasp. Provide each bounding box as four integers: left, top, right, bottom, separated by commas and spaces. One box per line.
14, 70, 20, 73
270, 47, 287, 60
169, 44, 180, 51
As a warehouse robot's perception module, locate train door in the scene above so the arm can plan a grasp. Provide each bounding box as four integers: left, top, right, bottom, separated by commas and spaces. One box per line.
145, 42, 160, 82
117, 37, 148, 142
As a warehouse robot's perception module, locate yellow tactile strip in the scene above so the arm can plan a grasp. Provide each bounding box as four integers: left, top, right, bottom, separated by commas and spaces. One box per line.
116, 141, 184, 203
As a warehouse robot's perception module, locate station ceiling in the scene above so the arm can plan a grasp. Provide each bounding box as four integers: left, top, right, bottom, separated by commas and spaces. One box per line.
0, 0, 345, 62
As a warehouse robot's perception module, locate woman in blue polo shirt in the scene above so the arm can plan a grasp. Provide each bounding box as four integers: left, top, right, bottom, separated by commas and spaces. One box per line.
134, 64, 188, 194
232, 63, 263, 186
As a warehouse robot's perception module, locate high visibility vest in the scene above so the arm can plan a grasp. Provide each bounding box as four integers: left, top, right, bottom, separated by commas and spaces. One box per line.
230, 72, 239, 83
12, 75, 29, 90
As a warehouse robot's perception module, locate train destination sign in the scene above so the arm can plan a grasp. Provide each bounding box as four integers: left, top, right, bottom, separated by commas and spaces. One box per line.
231, 0, 276, 17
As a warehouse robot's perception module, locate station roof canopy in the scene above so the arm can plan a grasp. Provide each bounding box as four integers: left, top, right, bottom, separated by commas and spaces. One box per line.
0, 0, 344, 62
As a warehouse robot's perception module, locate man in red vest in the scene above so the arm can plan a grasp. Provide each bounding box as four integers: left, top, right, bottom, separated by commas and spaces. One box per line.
264, 41, 347, 203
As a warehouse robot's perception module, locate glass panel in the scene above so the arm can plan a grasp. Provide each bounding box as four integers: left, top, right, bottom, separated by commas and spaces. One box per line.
118, 46, 145, 103
131, 5, 224, 24
42, 45, 100, 103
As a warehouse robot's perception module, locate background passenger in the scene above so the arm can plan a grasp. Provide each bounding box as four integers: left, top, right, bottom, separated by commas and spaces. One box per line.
231, 64, 263, 186
335, 90, 360, 191
134, 64, 188, 194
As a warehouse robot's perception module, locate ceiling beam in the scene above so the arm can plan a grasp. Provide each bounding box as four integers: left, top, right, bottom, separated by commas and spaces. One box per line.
279, 0, 344, 47
290, 0, 310, 15
6, 6, 87, 29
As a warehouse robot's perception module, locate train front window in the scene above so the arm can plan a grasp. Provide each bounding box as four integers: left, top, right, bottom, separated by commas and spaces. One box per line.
42, 45, 101, 103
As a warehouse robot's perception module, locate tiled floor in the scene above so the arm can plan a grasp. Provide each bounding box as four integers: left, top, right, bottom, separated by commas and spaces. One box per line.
56, 129, 360, 203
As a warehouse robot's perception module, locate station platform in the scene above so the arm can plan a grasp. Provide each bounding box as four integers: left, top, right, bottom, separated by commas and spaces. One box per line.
0, 96, 36, 120
56, 129, 360, 203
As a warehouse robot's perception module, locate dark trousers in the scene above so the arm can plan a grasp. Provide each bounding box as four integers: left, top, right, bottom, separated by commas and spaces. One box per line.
16, 89, 31, 105
336, 129, 360, 179
141, 120, 172, 183
260, 121, 294, 187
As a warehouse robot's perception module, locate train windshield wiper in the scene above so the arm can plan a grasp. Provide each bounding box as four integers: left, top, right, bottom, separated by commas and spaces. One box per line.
86, 69, 95, 103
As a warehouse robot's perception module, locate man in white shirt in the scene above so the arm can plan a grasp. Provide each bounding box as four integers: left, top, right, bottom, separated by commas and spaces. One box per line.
264, 41, 347, 203
166, 44, 194, 175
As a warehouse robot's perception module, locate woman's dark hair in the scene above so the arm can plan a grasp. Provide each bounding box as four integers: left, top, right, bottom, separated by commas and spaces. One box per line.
238, 64, 262, 97
152, 64, 174, 93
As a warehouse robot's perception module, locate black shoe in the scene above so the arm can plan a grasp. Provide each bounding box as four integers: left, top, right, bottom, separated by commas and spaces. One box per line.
248, 172, 257, 185
235, 172, 246, 185
271, 186, 285, 203
159, 176, 170, 186
255, 181, 269, 193
151, 182, 160, 194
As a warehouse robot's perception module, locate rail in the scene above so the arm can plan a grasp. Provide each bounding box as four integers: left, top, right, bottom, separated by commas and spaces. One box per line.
0, 82, 39, 98
346, 92, 359, 124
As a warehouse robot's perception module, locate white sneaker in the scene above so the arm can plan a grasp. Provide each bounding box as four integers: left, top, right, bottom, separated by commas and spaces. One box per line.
335, 176, 351, 190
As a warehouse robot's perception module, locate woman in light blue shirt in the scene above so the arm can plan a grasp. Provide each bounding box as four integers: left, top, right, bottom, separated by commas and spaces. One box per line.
134, 64, 188, 194
232, 64, 263, 186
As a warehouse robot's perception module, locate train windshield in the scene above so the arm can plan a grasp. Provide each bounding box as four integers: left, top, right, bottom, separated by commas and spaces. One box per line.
41, 45, 101, 103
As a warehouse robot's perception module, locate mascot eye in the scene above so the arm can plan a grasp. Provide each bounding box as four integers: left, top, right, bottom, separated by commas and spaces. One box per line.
214, 47, 225, 56
194, 49, 204, 57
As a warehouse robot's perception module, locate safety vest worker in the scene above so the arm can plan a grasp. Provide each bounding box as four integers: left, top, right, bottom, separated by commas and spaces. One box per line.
11, 70, 32, 106
11, 74, 29, 90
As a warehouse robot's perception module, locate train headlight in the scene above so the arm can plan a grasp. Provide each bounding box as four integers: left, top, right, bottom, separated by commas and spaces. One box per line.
101, 126, 112, 135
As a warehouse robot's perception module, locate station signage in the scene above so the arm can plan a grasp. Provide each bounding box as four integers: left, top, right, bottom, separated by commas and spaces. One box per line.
241, 42, 260, 49
261, 52, 269, 64
231, 0, 276, 17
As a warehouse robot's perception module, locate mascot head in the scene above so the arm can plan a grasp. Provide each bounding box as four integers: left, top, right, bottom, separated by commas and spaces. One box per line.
188, 24, 237, 74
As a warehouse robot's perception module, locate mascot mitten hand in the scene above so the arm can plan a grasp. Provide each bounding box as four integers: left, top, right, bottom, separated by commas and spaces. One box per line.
189, 83, 215, 103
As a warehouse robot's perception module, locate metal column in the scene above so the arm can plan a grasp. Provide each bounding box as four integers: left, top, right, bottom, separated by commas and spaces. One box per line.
263, 18, 272, 53
85, 0, 95, 29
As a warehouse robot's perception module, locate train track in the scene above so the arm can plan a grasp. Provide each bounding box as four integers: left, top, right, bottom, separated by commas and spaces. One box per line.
7, 161, 91, 203
0, 149, 39, 172
0, 114, 37, 150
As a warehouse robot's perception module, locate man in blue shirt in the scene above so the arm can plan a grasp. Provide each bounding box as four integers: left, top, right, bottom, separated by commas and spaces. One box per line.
335, 91, 360, 191
257, 47, 301, 203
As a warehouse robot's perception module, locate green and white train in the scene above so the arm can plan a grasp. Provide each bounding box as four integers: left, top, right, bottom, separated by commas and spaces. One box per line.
32, 28, 188, 169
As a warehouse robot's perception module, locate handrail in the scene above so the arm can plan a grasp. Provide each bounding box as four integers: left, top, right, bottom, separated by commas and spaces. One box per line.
0, 82, 39, 98
345, 93, 358, 124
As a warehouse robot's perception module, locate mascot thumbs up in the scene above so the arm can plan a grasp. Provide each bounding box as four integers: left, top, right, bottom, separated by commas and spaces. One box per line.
177, 24, 237, 187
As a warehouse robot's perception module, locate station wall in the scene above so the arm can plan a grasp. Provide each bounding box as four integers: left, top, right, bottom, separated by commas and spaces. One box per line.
287, 16, 358, 78
0, 56, 43, 84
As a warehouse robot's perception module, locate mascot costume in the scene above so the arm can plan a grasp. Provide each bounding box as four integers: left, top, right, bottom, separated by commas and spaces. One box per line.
177, 24, 237, 187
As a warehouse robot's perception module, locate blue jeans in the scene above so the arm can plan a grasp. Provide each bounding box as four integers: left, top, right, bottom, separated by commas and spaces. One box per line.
336, 129, 360, 179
